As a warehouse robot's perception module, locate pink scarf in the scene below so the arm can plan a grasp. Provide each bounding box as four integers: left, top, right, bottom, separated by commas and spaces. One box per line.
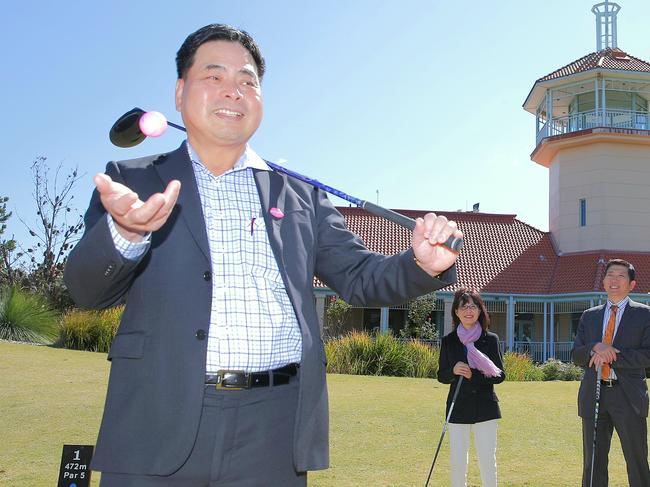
456, 323, 502, 378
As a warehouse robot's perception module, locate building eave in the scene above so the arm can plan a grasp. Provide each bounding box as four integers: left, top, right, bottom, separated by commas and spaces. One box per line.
531, 126, 650, 167
523, 68, 650, 114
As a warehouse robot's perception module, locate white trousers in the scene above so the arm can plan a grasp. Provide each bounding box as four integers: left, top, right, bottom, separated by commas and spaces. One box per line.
448, 419, 498, 487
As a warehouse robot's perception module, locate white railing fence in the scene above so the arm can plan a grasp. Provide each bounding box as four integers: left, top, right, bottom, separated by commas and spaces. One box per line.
536, 109, 650, 144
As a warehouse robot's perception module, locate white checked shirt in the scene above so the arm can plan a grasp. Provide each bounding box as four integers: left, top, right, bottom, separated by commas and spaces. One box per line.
108, 143, 302, 373
601, 297, 629, 380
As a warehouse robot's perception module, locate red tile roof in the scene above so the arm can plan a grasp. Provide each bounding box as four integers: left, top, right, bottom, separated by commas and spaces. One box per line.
551, 251, 650, 294
537, 48, 650, 82
315, 207, 650, 296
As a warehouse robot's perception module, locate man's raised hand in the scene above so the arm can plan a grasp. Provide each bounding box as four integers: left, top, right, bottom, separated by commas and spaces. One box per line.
94, 173, 181, 241
412, 213, 462, 277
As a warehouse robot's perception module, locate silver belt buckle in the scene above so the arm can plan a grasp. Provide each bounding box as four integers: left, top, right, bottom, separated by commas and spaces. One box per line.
215, 370, 250, 390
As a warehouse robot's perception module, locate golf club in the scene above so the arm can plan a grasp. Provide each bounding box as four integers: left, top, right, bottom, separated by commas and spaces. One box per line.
109, 108, 464, 253
589, 366, 603, 487
424, 375, 464, 487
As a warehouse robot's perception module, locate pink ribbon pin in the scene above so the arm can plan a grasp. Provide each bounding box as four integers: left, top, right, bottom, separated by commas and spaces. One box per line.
269, 207, 284, 219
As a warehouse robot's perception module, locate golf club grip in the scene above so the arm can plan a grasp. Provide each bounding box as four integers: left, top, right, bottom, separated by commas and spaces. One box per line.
361, 201, 463, 252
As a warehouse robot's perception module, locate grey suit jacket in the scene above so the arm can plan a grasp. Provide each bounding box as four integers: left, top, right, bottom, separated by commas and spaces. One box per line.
64, 143, 457, 475
572, 299, 650, 418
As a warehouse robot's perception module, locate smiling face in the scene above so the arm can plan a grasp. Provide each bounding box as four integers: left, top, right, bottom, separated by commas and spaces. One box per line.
455, 297, 480, 329
603, 264, 636, 302
175, 40, 263, 160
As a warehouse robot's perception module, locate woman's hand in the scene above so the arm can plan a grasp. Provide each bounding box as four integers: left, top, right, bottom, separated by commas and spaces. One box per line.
453, 361, 472, 379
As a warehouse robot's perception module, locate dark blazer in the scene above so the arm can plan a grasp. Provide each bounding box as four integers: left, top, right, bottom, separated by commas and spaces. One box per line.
437, 329, 505, 424
64, 143, 456, 475
572, 300, 650, 418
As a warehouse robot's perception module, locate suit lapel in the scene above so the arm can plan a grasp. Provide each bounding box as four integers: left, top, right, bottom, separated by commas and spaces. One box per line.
154, 142, 210, 261
591, 306, 606, 341
613, 300, 637, 346
253, 168, 287, 270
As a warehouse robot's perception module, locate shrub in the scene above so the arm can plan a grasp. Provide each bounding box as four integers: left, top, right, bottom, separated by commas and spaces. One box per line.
540, 358, 563, 381
561, 361, 584, 381
325, 331, 439, 378
0, 286, 59, 344
402, 293, 438, 340
540, 358, 584, 381
325, 334, 584, 381
324, 297, 351, 338
59, 306, 123, 352
503, 351, 544, 381
404, 340, 439, 378
326, 331, 376, 376
370, 332, 410, 376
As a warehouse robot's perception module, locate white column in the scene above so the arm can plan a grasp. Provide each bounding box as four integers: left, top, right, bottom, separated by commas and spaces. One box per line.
548, 89, 554, 135
316, 296, 326, 331
444, 298, 454, 335
595, 77, 599, 124
380, 307, 389, 333
506, 296, 515, 350
550, 302, 555, 358
543, 302, 548, 361
600, 78, 607, 121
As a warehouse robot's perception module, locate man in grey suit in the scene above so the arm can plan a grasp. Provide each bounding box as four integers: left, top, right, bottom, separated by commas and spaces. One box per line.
64, 24, 462, 486
572, 259, 650, 487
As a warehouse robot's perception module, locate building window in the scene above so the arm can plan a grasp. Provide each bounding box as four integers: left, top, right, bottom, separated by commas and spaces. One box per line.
571, 313, 582, 341
362, 308, 381, 332
579, 199, 586, 227
569, 91, 596, 114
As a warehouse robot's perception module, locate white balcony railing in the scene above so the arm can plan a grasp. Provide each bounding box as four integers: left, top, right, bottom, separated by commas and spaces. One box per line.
536, 109, 650, 145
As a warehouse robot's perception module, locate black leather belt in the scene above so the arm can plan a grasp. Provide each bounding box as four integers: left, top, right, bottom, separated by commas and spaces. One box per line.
205, 363, 299, 390
601, 379, 618, 387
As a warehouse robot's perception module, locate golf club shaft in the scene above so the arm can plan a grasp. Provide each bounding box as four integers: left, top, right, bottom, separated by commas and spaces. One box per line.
589, 366, 603, 487
126, 114, 463, 252
264, 162, 462, 252
167, 120, 185, 131
425, 375, 464, 487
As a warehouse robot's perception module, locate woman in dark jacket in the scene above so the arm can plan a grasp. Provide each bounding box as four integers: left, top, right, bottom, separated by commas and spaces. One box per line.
437, 288, 505, 487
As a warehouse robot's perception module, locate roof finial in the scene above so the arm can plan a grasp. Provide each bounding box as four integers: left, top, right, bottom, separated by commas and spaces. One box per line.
592, 1, 621, 51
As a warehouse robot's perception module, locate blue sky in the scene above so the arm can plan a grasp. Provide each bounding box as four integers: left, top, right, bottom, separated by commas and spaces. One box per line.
2, 0, 650, 248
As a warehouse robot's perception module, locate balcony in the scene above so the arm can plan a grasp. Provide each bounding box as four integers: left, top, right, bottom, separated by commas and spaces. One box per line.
536, 109, 650, 146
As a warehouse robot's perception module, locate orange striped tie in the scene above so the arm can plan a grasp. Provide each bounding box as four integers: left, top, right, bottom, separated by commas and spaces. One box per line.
602, 305, 618, 380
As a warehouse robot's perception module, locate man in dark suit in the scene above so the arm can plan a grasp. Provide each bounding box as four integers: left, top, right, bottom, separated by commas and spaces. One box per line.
572, 258, 650, 487
64, 24, 462, 486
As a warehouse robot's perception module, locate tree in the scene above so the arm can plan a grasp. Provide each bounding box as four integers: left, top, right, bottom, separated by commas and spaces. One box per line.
324, 296, 351, 338
20, 157, 84, 309
0, 196, 20, 287
401, 293, 439, 340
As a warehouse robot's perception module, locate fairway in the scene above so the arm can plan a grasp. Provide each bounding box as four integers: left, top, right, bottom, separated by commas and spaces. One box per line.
0, 342, 638, 486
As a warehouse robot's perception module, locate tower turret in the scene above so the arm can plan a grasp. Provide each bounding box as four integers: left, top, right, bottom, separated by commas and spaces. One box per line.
523, 2, 650, 254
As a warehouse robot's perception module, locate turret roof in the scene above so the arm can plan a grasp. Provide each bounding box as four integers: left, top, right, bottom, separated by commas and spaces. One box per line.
537, 47, 650, 82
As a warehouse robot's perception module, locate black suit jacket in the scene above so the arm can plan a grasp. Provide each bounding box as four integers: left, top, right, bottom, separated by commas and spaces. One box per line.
437, 329, 505, 424
572, 299, 650, 418
64, 143, 457, 475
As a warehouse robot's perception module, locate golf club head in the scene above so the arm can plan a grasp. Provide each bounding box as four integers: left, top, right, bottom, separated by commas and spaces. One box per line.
109, 107, 146, 147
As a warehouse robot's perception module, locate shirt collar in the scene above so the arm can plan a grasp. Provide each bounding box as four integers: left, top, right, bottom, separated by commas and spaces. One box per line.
185, 141, 270, 172
607, 296, 629, 310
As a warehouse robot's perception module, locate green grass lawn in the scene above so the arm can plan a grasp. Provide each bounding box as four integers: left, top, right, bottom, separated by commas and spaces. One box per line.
0, 341, 638, 486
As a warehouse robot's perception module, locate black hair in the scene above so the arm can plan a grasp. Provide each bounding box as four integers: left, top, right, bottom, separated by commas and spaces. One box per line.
451, 288, 490, 331
176, 24, 265, 80
605, 258, 636, 281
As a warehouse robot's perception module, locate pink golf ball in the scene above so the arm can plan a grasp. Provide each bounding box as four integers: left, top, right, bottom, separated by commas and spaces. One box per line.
139, 111, 168, 137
